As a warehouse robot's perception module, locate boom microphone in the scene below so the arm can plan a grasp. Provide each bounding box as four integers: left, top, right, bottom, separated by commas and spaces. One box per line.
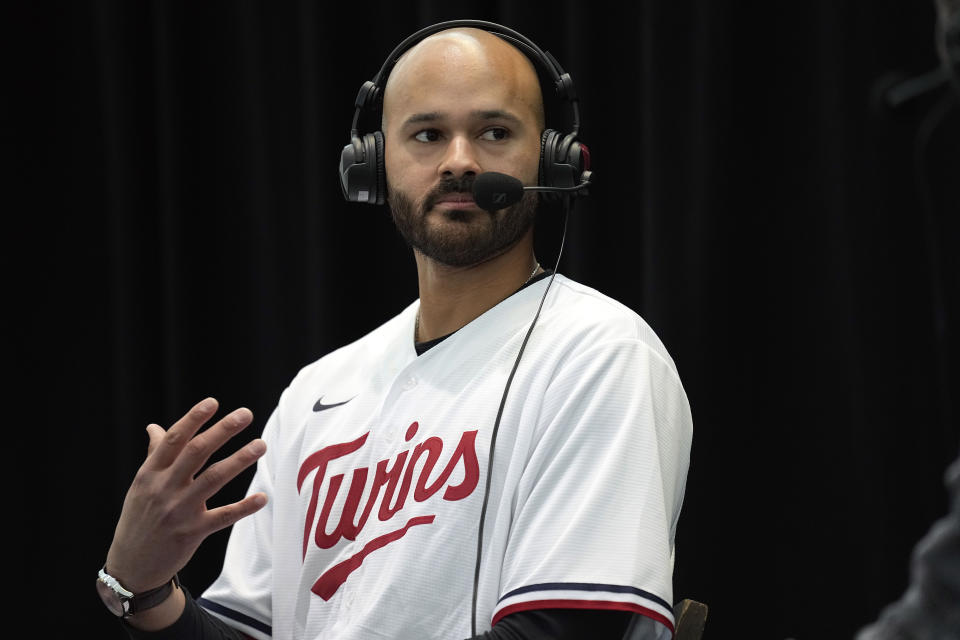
472, 172, 592, 212
473, 173, 524, 210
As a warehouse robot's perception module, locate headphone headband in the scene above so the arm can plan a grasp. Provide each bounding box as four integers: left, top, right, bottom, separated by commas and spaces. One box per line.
350, 19, 580, 137
339, 20, 591, 205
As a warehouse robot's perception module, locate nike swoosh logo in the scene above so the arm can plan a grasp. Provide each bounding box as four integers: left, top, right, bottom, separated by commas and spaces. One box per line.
313, 396, 354, 412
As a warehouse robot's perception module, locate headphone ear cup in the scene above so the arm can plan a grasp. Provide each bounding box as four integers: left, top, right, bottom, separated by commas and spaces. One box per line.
339, 136, 364, 202
370, 131, 386, 205
559, 134, 589, 184
540, 129, 588, 196
539, 129, 560, 194
557, 133, 576, 171
339, 132, 385, 205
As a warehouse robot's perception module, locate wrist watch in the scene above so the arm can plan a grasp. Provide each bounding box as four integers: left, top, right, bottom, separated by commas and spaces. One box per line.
96, 567, 180, 618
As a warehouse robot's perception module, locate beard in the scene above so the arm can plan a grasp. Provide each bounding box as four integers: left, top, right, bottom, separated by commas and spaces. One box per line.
387, 174, 539, 268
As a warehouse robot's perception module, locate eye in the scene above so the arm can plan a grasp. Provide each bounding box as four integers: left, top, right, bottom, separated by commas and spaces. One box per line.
480, 127, 510, 141
413, 129, 441, 143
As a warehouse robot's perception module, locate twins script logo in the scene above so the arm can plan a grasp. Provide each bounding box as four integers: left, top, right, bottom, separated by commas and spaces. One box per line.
297, 421, 479, 599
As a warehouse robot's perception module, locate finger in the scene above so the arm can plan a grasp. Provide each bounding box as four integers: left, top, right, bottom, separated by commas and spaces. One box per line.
146, 398, 219, 470
168, 407, 254, 482
201, 492, 268, 536
145, 424, 165, 457
187, 438, 266, 503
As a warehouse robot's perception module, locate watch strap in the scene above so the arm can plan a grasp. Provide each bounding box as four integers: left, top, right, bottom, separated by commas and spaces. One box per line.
99, 567, 181, 617
126, 573, 181, 616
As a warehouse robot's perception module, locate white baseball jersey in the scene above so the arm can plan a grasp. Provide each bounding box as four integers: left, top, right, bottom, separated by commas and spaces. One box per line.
199, 274, 693, 640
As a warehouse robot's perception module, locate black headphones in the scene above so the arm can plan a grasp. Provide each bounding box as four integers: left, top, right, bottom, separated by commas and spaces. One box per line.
338, 19, 592, 206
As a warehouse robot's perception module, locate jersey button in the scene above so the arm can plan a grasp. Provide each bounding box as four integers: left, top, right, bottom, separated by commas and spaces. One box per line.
402, 376, 417, 391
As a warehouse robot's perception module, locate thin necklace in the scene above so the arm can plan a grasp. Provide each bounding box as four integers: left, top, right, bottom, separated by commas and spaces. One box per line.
415, 261, 541, 342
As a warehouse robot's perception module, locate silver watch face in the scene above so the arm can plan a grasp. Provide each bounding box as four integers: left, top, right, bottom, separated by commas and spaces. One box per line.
96, 576, 129, 617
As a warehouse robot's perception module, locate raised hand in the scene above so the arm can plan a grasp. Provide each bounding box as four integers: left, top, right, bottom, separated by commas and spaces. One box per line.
104, 397, 268, 595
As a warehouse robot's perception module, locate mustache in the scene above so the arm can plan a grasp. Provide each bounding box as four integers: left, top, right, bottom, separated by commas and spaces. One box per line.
423, 175, 477, 211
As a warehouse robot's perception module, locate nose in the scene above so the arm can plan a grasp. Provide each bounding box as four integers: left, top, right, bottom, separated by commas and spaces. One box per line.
437, 135, 481, 179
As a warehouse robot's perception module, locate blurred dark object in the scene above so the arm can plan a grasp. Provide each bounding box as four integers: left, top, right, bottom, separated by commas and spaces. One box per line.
876, 0, 959, 108
856, 3, 960, 637
673, 599, 709, 640
856, 456, 960, 639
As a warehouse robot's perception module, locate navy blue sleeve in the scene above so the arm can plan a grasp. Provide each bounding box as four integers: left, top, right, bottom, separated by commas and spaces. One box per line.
118, 586, 632, 640
467, 608, 633, 640
119, 587, 250, 640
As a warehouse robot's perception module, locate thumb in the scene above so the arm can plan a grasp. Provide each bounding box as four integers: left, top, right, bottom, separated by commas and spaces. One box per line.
145, 423, 166, 457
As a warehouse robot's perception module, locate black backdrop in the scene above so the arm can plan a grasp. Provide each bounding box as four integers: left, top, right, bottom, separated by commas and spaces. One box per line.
11, 1, 959, 638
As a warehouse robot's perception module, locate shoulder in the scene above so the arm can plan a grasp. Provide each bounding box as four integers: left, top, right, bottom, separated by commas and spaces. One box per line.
535, 275, 681, 378
276, 300, 418, 413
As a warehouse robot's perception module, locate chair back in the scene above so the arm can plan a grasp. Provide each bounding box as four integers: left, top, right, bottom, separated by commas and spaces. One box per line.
673, 599, 709, 640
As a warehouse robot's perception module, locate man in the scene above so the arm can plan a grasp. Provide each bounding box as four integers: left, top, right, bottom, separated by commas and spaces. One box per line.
98, 25, 693, 640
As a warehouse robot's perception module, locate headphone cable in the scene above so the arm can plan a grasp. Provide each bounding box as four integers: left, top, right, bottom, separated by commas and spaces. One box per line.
470, 197, 572, 635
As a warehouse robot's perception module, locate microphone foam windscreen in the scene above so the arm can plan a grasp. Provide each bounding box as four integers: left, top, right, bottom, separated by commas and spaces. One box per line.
473, 172, 524, 211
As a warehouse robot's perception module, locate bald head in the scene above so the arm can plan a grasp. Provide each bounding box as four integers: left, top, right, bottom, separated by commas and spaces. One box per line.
381, 28, 545, 133
379, 27, 546, 269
